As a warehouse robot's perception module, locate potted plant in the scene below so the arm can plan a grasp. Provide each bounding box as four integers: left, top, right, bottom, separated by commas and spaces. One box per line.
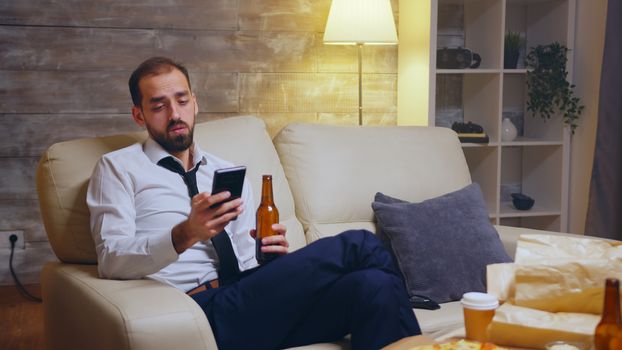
525, 42, 584, 134
504, 31, 523, 69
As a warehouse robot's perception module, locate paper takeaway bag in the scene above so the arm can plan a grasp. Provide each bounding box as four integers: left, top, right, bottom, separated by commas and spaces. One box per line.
488, 303, 599, 349
485, 234, 622, 348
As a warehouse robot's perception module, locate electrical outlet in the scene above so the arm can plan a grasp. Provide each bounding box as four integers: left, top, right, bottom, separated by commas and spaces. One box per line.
0, 230, 26, 250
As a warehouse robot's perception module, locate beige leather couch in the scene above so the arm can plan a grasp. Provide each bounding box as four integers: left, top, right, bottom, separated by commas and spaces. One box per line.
37, 116, 570, 349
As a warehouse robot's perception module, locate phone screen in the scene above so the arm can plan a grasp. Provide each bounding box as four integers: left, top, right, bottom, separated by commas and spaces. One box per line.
211, 166, 246, 207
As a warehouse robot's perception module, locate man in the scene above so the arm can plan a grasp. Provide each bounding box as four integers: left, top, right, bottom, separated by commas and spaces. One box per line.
87, 56, 421, 350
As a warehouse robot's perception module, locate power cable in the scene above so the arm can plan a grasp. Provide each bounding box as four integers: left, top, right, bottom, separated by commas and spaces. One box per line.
8, 234, 42, 303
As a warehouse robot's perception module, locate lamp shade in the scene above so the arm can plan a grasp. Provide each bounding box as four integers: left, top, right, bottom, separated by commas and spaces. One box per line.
323, 0, 398, 45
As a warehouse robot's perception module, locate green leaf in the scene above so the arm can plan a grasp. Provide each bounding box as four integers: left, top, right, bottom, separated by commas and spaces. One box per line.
525, 42, 584, 134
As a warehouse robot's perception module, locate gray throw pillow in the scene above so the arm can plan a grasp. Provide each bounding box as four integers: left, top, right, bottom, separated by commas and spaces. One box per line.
372, 183, 512, 303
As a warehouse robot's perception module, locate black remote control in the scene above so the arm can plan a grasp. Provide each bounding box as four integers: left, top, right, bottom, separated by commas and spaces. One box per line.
410, 295, 440, 310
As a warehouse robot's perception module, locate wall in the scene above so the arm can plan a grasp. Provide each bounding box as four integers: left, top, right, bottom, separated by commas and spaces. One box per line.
568, 0, 607, 234
0, 0, 399, 285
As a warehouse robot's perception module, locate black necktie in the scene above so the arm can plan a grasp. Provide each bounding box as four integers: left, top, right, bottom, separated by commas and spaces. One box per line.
157, 157, 200, 197
157, 156, 240, 285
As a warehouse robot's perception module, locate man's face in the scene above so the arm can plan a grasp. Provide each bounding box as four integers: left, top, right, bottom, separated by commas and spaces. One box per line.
131, 68, 198, 154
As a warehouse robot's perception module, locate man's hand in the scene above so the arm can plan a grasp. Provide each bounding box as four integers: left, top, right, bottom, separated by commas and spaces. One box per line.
250, 223, 289, 256
172, 191, 243, 254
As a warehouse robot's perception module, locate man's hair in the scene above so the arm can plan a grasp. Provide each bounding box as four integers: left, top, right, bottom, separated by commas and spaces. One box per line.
128, 57, 192, 107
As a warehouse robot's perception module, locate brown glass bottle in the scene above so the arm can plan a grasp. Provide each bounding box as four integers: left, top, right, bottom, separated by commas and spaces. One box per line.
255, 175, 279, 264
595, 278, 622, 350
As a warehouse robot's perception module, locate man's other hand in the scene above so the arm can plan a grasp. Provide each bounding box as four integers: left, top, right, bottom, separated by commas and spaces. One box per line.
250, 224, 289, 255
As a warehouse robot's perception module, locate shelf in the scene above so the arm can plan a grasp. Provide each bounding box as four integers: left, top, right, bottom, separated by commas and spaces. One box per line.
437, 69, 501, 74
435, 73, 501, 139
500, 145, 563, 214
502, 73, 565, 141
501, 137, 563, 146
500, 216, 561, 231
502, 69, 528, 74
443, 0, 560, 3
461, 142, 499, 147
507, 0, 566, 6
506, 0, 570, 48
464, 147, 499, 212
499, 201, 561, 217
440, 0, 490, 4
398, 0, 574, 232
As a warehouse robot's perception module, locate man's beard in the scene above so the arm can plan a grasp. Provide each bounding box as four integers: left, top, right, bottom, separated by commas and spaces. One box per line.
148, 120, 194, 153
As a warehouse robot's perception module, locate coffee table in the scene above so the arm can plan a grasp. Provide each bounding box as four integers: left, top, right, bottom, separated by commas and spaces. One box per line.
381, 335, 436, 349
382, 335, 535, 350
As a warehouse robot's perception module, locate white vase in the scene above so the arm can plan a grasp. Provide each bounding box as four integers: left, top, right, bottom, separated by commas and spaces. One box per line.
501, 118, 518, 142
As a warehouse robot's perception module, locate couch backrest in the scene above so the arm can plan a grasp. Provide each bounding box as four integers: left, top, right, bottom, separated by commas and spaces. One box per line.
36, 116, 305, 263
274, 123, 472, 242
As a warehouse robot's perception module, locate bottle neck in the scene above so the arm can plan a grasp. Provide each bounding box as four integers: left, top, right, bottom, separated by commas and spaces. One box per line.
601, 279, 621, 323
261, 176, 274, 204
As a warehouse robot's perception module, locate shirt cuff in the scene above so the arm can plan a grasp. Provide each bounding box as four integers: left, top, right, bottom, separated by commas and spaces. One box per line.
149, 230, 179, 268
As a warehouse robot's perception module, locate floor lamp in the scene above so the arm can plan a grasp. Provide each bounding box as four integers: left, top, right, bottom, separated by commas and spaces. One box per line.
323, 0, 398, 126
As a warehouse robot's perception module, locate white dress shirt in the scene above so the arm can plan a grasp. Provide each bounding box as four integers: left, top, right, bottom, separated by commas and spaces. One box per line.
87, 137, 258, 292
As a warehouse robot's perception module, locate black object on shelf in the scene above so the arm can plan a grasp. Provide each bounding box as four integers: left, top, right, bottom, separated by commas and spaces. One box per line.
511, 193, 535, 210
437, 47, 482, 69
451, 121, 489, 144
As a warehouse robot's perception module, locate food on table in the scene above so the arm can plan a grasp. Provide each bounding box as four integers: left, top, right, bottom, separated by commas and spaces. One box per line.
410, 339, 507, 350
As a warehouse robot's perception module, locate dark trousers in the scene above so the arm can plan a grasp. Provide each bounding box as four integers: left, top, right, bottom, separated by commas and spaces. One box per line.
191, 230, 421, 350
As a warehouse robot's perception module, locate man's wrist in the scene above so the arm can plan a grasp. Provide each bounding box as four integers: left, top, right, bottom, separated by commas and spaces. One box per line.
172, 220, 193, 254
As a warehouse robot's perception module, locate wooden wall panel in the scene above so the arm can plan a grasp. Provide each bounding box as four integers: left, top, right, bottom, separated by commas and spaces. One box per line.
438, 4, 464, 36
162, 30, 318, 72
238, 0, 399, 32
240, 73, 397, 113
7, 114, 140, 157
0, 200, 46, 242
436, 74, 463, 109
0, 71, 130, 113
240, 73, 357, 113
317, 44, 398, 73
0, 27, 318, 72
0, 0, 400, 286
0, 26, 159, 71
0, 71, 238, 113
438, 3, 465, 48
7, 112, 292, 158
239, 0, 331, 31
192, 73, 240, 112
0, 158, 39, 200
0, 0, 238, 30
362, 74, 398, 112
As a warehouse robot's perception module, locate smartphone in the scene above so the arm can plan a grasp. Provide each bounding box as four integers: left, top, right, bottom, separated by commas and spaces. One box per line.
210, 166, 246, 211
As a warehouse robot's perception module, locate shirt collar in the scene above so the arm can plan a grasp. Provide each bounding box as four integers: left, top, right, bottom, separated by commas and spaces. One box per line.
143, 137, 207, 168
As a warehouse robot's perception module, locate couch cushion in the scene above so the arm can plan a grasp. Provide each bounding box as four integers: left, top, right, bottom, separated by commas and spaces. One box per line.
41, 262, 218, 350
37, 116, 305, 263
273, 124, 471, 243
372, 184, 512, 303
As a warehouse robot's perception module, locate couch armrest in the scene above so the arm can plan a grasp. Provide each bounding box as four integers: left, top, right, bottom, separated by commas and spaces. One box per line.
41, 262, 217, 350
494, 225, 586, 259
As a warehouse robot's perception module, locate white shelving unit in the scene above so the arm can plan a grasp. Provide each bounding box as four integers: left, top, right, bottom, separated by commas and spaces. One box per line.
398, 0, 576, 232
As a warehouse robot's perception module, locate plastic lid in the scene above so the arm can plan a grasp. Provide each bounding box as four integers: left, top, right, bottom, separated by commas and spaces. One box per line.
461, 292, 499, 310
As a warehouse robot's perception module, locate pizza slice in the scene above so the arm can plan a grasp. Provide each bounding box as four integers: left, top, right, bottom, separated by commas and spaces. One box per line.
411, 339, 508, 350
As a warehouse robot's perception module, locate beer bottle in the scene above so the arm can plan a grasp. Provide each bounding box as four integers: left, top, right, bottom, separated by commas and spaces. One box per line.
255, 175, 279, 264
595, 278, 622, 350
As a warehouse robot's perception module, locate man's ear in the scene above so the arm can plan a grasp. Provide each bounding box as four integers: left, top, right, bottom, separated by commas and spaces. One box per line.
131, 106, 146, 127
